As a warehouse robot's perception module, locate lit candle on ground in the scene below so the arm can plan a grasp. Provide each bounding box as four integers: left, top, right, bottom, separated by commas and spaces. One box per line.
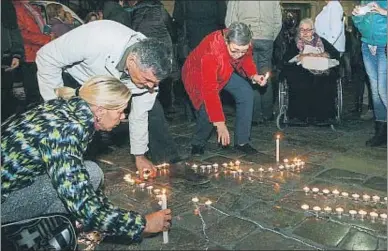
205, 200, 212, 207
192, 164, 198, 169
139, 183, 145, 190
341, 192, 349, 198
300, 161, 305, 168
363, 194, 370, 202
336, 207, 344, 217
200, 165, 206, 172
324, 206, 332, 214
222, 163, 228, 168
231, 170, 237, 178
384, 197, 387, 203
370, 212, 378, 222
279, 165, 284, 170
290, 164, 296, 171
212, 163, 219, 168
276, 135, 280, 163
332, 189, 340, 197
206, 165, 212, 170
312, 187, 319, 194
349, 210, 357, 219
258, 167, 264, 173
322, 189, 330, 195
238, 169, 243, 176
352, 193, 360, 201
229, 161, 234, 167
380, 213, 387, 223
313, 206, 321, 213
161, 189, 168, 244
153, 189, 161, 195
284, 159, 289, 165
301, 204, 309, 210
303, 186, 310, 194
249, 168, 254, 174
146, 186, 153, 193
372, 195, 380, 203
191, 197, 199, 203
235, 160, 241, 166
268, 167, 274, 173
358, 210, 367, 220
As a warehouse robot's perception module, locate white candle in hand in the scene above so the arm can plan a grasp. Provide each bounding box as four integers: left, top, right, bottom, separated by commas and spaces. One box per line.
276, 135, 280, 162
161, 189, 168, 244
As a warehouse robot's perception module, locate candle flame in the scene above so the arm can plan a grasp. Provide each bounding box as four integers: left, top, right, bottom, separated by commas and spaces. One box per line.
162, 189, 166, 194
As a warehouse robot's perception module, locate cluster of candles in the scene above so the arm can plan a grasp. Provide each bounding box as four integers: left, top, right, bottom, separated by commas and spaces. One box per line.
300, 204, 387, 223
191, 157, 305, 177
191, 197, 213, 215
302, 186, 387, 205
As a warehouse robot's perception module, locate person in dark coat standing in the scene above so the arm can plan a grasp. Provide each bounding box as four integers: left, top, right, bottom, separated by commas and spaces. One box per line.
128, 0, 177, 116
1, 0, 24, 121
173, 0, 227, 51
103, 0, 131, 27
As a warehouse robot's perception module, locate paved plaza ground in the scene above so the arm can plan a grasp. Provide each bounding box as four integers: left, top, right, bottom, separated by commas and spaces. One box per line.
89, 84, 387, 250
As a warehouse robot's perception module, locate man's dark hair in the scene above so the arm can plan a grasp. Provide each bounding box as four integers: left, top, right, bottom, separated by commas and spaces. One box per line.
128, 38, 173, 81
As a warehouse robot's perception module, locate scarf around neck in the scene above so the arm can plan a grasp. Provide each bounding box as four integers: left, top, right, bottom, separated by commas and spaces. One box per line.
296, 33, 325, 53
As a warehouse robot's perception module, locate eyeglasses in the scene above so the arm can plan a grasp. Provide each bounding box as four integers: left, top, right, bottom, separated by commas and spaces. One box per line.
227, 43, 248, 56
300, 28, 313, 33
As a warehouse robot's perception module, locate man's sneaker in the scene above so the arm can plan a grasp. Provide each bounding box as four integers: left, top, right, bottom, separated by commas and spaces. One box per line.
191, 145, 204, 156
234, 144, 258, 154
169, 164, 210, 185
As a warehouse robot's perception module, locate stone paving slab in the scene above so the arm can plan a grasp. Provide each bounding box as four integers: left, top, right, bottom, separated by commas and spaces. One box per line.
338, 229, 379, 251
234, 230, 317, 250
363, 176, 388, 192
315, 168, 368, 185
205, 216, 258, 248
292, 218, 351, 247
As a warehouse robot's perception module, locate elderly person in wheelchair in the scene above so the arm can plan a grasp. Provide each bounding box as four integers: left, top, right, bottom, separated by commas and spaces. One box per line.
280, 18, 341, 126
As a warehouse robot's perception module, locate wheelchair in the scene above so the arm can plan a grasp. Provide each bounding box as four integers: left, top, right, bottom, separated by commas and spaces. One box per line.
276, 76, 343, 131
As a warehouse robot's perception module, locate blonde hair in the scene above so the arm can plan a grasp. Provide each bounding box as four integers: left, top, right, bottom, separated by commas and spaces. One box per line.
55, 76, 131, 110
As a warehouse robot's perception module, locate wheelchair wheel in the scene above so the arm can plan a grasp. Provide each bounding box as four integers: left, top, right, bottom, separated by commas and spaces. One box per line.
277, 106, 288, 131
335, 78, 343, 124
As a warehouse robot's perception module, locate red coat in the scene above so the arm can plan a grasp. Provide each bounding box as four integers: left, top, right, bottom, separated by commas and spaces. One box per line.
182, 30, 257, 123
14, 2, 51, 63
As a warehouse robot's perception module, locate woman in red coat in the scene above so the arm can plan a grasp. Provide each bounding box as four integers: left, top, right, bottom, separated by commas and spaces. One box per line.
182, 22, 267, 155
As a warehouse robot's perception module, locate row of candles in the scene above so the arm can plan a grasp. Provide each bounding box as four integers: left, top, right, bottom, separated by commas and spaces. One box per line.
302, 186, 387, 204
191, 158, 305, 175
300, 204, 387, 223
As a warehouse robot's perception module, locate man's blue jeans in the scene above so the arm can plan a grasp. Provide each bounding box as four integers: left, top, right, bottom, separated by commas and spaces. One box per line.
191, 73, 254, 147
361, 43, 387, 122
252, 39, 274, 121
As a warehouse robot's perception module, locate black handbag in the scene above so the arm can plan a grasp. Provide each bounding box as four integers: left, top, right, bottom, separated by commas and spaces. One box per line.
176, 2, 190, 60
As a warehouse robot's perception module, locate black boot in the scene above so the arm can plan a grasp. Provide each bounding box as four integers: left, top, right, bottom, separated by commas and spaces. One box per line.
366, 122, 387, 147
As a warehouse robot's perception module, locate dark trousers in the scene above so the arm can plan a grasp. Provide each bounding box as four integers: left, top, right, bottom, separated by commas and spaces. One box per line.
1, 67, 17, 122
147, 99, 179, 163
191, 73, 254, 147
285, 66, 337, 121
62, 72, 179, 163
252, 39, 274, 121
22, 62, 42, 106
158, 77, 173, 111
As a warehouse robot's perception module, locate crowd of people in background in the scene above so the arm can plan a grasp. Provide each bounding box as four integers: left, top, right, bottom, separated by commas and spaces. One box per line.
1, 0, 386, 250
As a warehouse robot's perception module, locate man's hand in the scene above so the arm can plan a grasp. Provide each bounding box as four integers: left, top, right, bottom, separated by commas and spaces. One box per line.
135, 155, 157, 179
213, 121, 230, 146
143, 209, 172, 234
252, 74, 268, 86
